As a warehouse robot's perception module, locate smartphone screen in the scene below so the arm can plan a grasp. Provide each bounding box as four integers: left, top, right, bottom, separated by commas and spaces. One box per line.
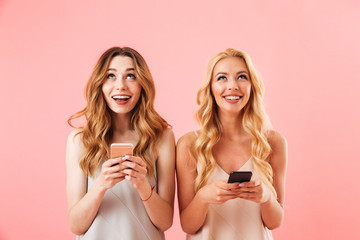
227, 171, 252, 183
110, 143, 134, 159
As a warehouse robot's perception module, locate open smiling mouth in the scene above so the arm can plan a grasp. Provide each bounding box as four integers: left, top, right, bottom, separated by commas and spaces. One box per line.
112, 96, 131, 102
223, 96, 242, 100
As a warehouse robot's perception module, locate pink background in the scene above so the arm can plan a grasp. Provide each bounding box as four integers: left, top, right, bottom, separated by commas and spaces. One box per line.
1, 0, 359, 239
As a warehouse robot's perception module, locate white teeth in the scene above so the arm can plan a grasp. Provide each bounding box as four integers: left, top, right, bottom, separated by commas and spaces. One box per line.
224, 96, 240, 100
112, 96, 130, 100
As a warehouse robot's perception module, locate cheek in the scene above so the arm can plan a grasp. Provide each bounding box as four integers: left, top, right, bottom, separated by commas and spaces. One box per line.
210, 86, 220, 103
241, 82, 251, 95
211, 83, 222, 97
101, 83, 113, 104
131, 83, 142, 101
101, 81, 111, 95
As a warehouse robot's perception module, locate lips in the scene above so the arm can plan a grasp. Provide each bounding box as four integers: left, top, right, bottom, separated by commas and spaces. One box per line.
223, 95, 242, 103
112, 95, 131, 104
224, 96, 241, 100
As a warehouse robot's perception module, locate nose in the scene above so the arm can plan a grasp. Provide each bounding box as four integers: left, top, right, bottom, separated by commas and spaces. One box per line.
115, 78, 128, 90
227, 78, 239, 90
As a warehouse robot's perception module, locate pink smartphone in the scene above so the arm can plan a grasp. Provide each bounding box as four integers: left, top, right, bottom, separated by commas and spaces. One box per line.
110, 143, 134, 159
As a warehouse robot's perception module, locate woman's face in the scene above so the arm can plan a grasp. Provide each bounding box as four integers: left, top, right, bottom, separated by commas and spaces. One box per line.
211, 57, 251, 115
102, 56, 142, 116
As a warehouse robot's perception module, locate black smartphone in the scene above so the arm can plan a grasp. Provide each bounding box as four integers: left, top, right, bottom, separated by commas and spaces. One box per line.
227, 171, 252, 183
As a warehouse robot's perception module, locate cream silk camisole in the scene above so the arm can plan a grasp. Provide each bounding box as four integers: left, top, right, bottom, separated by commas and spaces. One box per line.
187, 133, 273, 240
77, 159, 164, 240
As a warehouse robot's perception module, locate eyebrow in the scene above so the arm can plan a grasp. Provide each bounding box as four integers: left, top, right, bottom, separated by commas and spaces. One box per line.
215, 72, 228, 77
215, 71, 249, 77
237, 71, 249, 75
107, 68, 135, 72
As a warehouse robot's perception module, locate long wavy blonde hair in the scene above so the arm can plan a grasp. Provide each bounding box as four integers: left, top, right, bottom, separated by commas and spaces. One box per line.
194, 48, 276, 196
68, 47, 169, 177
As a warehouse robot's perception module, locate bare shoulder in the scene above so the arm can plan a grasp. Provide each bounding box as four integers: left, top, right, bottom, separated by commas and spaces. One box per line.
267, 130, 287, 151
67, 128, 84, 146
156, 128, 175, 160
267, 130, 287, 167
177, 131, 198, 150
156, 128, 175, 152
176, 131, 198, 169
159, 128, 175, 144
66, 129, 85, 163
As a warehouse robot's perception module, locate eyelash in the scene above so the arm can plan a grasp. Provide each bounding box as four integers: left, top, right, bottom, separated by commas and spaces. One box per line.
126, 74, 136, 79
106, 73, 136, 80
107, 73, 116, 79
217, 76, 226, 81
238, 74, 248, 80
217, 75, 248, 81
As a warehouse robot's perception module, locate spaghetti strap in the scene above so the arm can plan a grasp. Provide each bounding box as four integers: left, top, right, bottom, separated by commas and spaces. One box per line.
194, 131, 199, 137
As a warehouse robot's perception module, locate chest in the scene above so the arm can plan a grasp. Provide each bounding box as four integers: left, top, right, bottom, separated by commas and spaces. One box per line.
111, 130, 139, 146
212, 139, 252, 174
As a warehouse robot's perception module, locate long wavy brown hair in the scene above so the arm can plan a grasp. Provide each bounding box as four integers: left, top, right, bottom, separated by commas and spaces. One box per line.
194, 48, 276, 196
68, 47, 169, 177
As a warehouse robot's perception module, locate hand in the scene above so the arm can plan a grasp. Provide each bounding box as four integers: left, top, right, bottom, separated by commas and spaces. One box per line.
237, 179, 272, 204
95, 157, 126, 190
198, 180, 241, 205
121, 155, 148, 190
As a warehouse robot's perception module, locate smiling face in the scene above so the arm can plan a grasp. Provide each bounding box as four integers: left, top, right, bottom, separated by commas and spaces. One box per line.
102, 56, 142, 117
211, 57, 251, 116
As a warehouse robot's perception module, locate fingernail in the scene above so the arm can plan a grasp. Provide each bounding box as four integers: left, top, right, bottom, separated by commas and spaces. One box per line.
239, 183, 244, 187
122, 155, 129, 160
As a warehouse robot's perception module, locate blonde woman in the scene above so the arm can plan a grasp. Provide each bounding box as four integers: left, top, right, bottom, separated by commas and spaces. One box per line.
176, 48, 287, 239
66, 47, 175, 239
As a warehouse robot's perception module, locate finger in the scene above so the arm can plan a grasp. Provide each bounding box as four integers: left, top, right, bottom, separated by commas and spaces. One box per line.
102, 165, 118, 176
104, 163, 128, 175
226, 182, 242, 190
217, 181, 239, 190
238, 185, 261, 193
239, 180, 260, 188
125, 174, 138, 182
220, 194, 238, 202
124, 172, 147, 184
104, 171, 126, 180
104, 157, 123, 167
124, 156, 147, 167
240, 189, 257, 193
132, 156, 147, 167
215, 187, 240, 197
237, 192, 256, 199
122, 168, 146, 179
121, 161, 147, 174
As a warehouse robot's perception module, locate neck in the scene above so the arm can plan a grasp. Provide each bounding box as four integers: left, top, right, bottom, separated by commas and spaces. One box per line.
218, 110, 247, 138
111, 112, 132, 134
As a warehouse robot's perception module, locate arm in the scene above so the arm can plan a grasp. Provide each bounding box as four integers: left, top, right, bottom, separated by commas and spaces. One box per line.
176, 133, 240, 234
66, 130, 125, 234
260, 131, 287, 229
122, 128, 175, 231
237, 131, 287, 230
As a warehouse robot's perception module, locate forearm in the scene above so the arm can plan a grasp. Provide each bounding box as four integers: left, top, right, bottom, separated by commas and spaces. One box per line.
260, 194, 284, 230
143, 192, 174, 231
179, 192, 209, 234
68, 182, 106, 235
135, 182, 173, 231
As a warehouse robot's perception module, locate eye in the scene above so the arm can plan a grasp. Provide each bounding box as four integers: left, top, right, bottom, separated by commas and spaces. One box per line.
238, 74, 248, 80
126, 74, 136, 80
107, 73, 116, 79
217, 76, 227, 81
